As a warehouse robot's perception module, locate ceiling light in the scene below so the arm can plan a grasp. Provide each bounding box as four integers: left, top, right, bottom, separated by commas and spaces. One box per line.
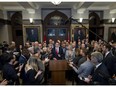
112, 18, 115, 23
79, 18, 83, 23
29, 18, 33, 23
51, 0, 61, 5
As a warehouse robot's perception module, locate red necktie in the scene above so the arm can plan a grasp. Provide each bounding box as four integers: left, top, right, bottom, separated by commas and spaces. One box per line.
56, 49, 58, 54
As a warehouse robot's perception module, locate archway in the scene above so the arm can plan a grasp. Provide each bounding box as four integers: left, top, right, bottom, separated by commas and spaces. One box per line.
11, 11, 23, 47
43, 10, 70, 43
89, 12, 104, 41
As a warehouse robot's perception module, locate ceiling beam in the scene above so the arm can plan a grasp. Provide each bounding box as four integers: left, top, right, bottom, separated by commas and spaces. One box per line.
80, 2, 94, 8
18, 2, 39, 9
28, 2, 39, 9
73, 2, 85, 9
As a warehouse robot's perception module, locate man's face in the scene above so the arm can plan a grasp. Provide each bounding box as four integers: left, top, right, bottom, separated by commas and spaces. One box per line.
102, 46, 107, 53
62, 43, 66, 48
55, 43, 59, 47
35, 42, 39, 47
80, 50, 83, 55
39, 44, 42, 48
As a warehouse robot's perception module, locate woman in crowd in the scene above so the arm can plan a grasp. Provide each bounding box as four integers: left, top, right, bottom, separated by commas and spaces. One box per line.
24, 57, 43, 85
65, 45, 75, 61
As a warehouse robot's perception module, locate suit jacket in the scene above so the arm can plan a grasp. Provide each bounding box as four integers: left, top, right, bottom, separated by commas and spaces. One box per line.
3, 63, 19, 85
51, 47, 64, 60
92, 63, 110, 85
102, 52, 116, 77
62, 47, 67, 54
19, 55, 27, 64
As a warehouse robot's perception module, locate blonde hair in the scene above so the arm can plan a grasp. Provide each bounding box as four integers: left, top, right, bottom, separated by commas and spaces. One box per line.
27, 57, 39, 72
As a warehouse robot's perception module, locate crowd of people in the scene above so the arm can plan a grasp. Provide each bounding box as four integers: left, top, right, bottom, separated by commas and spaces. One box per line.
0, 38, 116, 85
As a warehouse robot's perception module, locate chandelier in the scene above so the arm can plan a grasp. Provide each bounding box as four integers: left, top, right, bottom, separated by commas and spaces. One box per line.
51, 0, 61, 5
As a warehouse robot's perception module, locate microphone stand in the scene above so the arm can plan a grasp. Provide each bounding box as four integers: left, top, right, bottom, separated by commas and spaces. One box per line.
68, 17, 115, 56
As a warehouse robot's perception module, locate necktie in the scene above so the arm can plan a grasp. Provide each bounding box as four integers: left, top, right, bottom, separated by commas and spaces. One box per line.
56, 49, 58, 54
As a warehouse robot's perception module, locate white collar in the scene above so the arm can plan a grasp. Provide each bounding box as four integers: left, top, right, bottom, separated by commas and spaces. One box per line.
105, 51, 110, 57
95, 63, 102, 69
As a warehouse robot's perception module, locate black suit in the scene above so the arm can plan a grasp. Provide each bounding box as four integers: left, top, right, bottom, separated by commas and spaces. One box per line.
92, 63, 110, 85
62, 47, 66, 54
51, 47, 64, 60
3, 63, 19, 85
102, 52, 116, 77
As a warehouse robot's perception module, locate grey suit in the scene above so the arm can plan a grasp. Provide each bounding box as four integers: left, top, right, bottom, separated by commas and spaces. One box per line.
77, 60, 94, 78
72, 60, 94, 78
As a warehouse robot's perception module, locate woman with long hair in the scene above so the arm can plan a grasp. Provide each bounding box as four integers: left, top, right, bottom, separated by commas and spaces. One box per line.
24, 57, 42, 85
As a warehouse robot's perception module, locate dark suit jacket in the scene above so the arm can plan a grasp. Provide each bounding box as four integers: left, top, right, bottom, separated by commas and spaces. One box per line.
102, 52, 116, 77
92, 63, 110, 85
51, 47, 64, 60
3, 63, 19, 85
24, 69, 37, 85
62, 47, 67, 54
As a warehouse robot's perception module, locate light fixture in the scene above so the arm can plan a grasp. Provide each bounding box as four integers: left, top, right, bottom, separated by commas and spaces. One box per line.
79, 18, 83, 23
29, 18, 33, 24
51, 0, 61, 5
112, 18, 115, 23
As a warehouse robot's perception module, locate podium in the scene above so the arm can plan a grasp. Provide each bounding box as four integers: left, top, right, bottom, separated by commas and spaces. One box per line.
49, 60, 69, 85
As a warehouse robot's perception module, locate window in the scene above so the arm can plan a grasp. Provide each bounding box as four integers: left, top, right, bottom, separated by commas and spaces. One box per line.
48, 29, 55, 36
59, 29, 66, 36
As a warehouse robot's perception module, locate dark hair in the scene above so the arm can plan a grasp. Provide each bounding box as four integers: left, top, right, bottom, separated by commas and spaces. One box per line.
22, 48, 30, 59
1, 52, 14, 63
105, 44, 111, 51
81, 48, 88, 56
6, 53, 14, 62
86, 51, 92, 60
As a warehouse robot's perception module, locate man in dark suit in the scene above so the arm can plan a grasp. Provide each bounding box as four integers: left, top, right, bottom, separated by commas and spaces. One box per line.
3, 53, 20, 85
102, 44, 116, 77
84, 52, 110, 85
51, 42, 64, 60
61, 42, 67, 58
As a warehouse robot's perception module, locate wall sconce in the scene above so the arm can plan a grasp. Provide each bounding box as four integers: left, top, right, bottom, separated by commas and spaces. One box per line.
112, 18, 115, 23
79, 18, 83, 23
29, 18, 33, 24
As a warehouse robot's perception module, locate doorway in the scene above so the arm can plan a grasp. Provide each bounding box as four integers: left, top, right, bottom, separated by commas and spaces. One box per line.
89, 11, 104, 41
47, 28, 67, 42
43, 10, 70, 43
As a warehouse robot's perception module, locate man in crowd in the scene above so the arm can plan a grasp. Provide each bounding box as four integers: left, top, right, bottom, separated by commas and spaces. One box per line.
51, 42, 64, 60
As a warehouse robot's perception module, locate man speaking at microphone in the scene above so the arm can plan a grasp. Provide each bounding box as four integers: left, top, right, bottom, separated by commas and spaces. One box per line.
51, 42, 64, 60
